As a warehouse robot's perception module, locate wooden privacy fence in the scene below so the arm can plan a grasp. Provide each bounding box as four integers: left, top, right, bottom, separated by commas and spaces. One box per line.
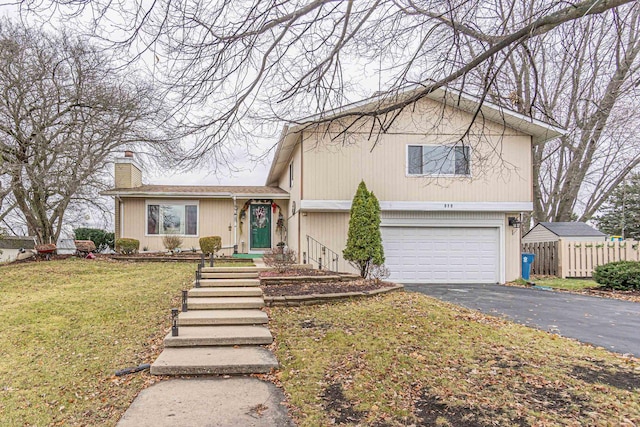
522, 242, 558, 276
522, 240, 640, 278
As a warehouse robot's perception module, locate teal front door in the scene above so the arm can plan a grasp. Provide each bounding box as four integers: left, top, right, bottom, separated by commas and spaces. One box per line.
250, 204, 271, 250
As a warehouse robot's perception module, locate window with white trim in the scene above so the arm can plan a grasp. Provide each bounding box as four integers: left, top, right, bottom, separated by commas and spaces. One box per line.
288, 161, 294, 188
407, 145, 470, 176
147, 203, 198, 235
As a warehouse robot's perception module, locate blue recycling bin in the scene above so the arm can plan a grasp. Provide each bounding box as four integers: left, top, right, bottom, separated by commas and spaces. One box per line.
521, 253, 535, 280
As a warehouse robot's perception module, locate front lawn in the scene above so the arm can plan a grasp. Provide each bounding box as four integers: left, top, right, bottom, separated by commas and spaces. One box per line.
0, 259, 193, 426
268, 292, 640, 426
531, 276, 600, 290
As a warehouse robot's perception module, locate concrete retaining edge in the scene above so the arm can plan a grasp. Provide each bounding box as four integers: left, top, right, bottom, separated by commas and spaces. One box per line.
260, 274, 361, 285
263, 284, 404, 306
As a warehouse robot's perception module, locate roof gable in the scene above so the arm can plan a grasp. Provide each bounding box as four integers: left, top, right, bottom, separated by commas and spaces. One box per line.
538, 222, 605, 237
266, 86, 565, 186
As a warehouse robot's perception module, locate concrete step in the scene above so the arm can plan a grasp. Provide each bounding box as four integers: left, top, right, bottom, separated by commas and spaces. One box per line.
200, 267, 260, 273
150, 346, 278, 375
188, 287, 263, 298
188, 297, 264, 310
201, 272, 259, 279
195, 278, 261, 287
164, 325, 273, 347
178, 309, 268, 326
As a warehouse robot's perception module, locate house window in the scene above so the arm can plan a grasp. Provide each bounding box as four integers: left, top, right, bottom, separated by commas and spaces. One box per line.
289, 161, 294, 188
408, 145, 470, 176
147, 203, 198, 236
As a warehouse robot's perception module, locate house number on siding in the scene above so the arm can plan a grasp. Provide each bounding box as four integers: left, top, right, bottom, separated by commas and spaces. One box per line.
444, 203, 454, 209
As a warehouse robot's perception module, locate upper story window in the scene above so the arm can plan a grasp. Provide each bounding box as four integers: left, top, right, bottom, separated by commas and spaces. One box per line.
147, 203, 198, 236
407, 144, 471, 176
288, 161, 294, 188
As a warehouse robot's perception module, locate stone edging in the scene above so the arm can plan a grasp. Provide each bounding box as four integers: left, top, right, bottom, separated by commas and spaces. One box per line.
260, 274, 360, 285
263, 284, 404, 306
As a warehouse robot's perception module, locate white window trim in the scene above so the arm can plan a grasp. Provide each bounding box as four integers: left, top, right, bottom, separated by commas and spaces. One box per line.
405, 144, 472, 177
144, 200, 200, 237
288, 161, 294, 188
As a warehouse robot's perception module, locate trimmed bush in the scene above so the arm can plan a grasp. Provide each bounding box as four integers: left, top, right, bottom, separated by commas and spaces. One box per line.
162, 235, 183, 252
115, 238, 140, 254
74, 228, 115, 250
593, 261, 640, 290
200, 236, 222, 255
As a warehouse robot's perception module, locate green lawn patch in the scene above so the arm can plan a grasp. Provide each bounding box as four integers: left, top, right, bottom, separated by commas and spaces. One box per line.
0, 259, 192, 426
268, 292, 640, 426
533, 277, 601, 290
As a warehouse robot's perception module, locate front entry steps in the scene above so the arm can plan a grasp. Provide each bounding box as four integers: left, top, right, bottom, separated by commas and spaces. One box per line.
164, 325, 273, 347
187, 296, 264, 310
178, 309, 268, 326
188, 287, 263, 298
151, 347, 278, 375
150, 265, 278, 376
195, 278, 260, 287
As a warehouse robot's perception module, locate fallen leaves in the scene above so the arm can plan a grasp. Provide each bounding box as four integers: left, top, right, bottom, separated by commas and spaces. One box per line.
269, 292, 640, 426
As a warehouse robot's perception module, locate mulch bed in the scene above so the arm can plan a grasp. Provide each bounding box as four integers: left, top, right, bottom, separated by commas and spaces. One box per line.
560, 288, 640, 303
507, 281, 640, 303
261, 278, 395, 296
260, 268, 340, 277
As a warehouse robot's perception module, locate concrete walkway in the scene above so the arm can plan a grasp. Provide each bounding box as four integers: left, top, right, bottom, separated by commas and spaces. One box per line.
118, 378, 294, 427
118, 262, 294, 426
406, 283, 640, 356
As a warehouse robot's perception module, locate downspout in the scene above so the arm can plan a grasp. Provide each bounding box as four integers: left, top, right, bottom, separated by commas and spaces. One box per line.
116, 195, 124, 239
232, 194, 238, 254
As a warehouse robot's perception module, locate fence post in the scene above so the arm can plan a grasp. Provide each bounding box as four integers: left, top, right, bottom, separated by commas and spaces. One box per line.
557, 239, 565, 278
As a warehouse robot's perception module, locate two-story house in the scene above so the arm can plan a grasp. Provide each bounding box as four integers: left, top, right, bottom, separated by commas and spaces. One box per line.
104, 87, 563, 284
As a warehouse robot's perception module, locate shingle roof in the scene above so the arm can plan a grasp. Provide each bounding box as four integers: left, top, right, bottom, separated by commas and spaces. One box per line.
0, 236, 36, 250
102, 185, 289, 198
538, 222, 605, 237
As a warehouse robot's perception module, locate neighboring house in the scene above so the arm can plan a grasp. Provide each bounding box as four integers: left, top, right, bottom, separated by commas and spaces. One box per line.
522, 222, 607, 244
104, 87, 564, 284
0, 236, 36, 263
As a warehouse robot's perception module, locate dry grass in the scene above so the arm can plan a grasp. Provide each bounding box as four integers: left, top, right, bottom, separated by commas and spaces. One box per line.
0, 259, 192, 426
268, 292, 640, 426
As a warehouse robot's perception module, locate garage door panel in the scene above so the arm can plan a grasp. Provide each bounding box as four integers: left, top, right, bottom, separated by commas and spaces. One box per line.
381, 226, 499, 284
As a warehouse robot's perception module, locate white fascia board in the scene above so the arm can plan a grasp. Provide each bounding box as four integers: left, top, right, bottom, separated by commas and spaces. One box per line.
102, 191, 289, 199
300, 200, 533, 212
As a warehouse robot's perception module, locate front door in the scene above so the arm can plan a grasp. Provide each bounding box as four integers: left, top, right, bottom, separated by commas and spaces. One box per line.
250, 204, 271, 250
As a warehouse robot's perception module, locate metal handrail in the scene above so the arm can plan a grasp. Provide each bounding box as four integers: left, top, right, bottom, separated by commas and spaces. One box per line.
305, 235, 339, 271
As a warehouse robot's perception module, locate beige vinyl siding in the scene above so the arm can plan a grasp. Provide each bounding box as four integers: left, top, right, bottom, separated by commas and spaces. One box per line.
278, 142, 303, 256
522, 225, 559, 243
302, 132, 531, 202
504, 213, 522, 281
119, 197, 288, 252
301, 212, 356, 273
299, 97, 531, 203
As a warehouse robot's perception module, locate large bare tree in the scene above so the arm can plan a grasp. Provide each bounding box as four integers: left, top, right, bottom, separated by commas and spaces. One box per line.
12, 0, 640, 223
15, 0, 634, 159
468, 3, 640, 224
0, 20, 176, 243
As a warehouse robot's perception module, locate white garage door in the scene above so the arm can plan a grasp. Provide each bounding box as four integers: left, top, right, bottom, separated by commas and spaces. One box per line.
381, 227, 500, 284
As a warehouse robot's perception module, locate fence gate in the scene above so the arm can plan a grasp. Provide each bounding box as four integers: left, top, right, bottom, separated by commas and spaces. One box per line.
522, 242, 558, 276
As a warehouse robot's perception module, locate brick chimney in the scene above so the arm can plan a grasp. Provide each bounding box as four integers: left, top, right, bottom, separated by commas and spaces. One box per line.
114, 151, 142, 188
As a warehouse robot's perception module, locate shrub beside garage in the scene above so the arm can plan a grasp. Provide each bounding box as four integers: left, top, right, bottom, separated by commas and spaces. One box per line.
593, 261, 640, 290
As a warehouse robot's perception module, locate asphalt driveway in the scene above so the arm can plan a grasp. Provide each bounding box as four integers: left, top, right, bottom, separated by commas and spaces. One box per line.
404, 283, 640, 357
